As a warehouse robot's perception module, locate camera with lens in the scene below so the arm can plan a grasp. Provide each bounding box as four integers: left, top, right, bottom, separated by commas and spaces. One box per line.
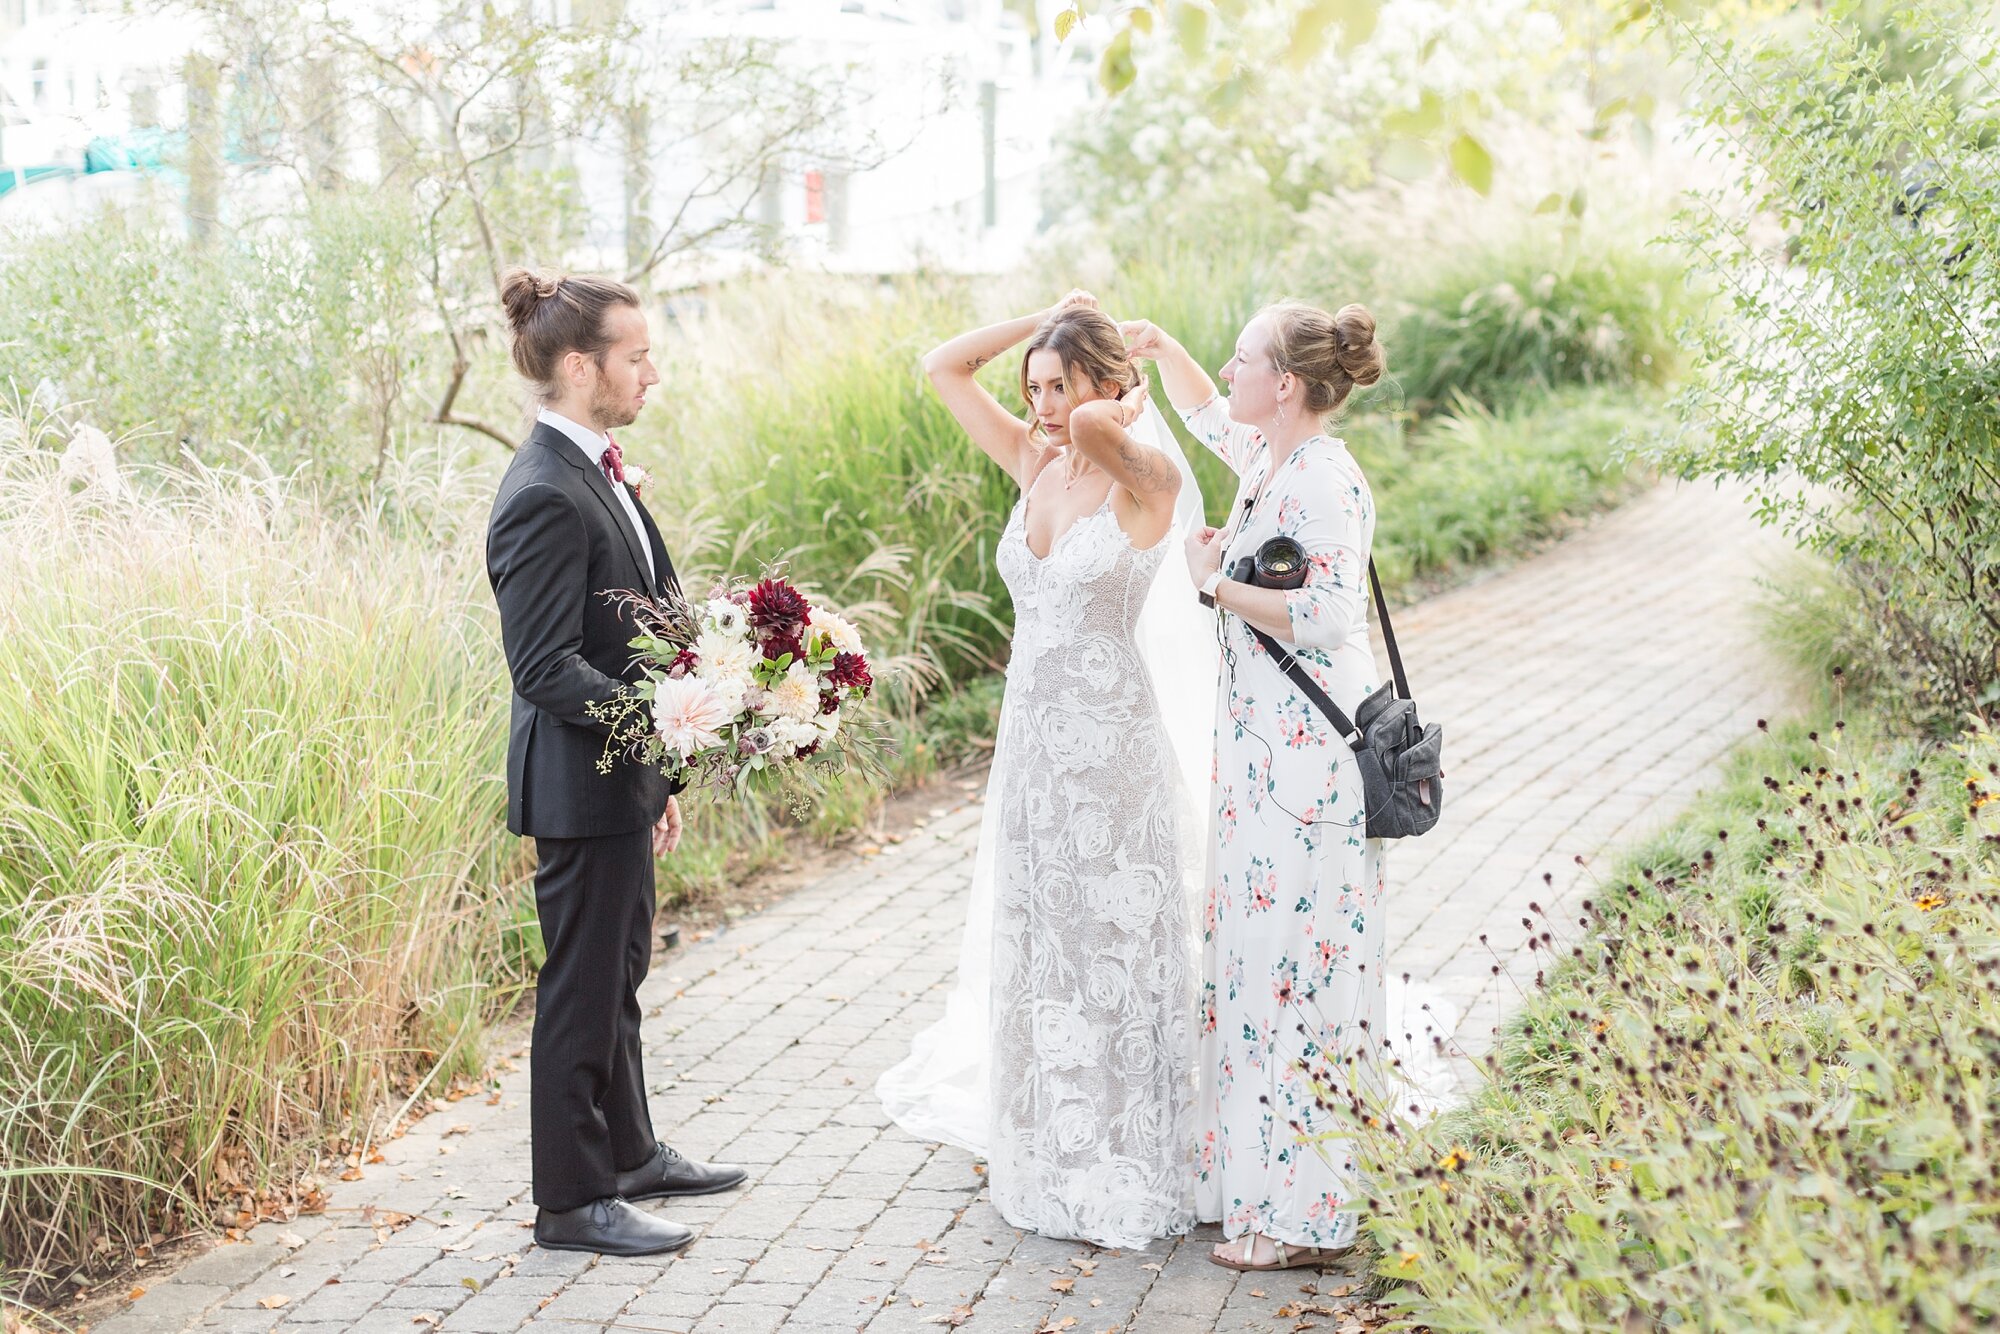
1229, 536, 1309, 590
1202, 535, 1308, 609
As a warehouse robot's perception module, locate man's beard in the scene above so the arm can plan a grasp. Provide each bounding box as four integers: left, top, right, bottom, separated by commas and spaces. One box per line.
590, 379, 640, 430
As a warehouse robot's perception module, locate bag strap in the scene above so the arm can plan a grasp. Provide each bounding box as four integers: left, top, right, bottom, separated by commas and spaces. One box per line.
1242, 562, 1414, 742
1368, 558, 1411, 701
1246, 623, 1362, 745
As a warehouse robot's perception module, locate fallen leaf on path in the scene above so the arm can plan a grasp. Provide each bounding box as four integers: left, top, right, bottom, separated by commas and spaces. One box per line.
926, 1306, 974, 1327
410, 1315, 440, 1327
1049, 1278, 1075, 1293
127, 1286, 145, 1301
256, 1295, 291, 1309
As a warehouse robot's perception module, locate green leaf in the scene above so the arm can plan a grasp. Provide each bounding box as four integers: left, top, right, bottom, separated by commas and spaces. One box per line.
1533, 191, 1564, 215
1128, 5, 1153, 33
1568, 185, 1589, 218
1205, 69, 1250, 118
1378, 138, 1436, 183
1100, 27, 1137, 95
1382, 91, 1445, 138
1332, 0, 1380, 51
1173, 1, 1208, 58
1286, 0, 1340, 68
1447, 133, 1493, 196
1054, 6, 1080, 42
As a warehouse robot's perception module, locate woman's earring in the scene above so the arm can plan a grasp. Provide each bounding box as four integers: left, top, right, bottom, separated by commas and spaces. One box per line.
1274, 401, 1287, 429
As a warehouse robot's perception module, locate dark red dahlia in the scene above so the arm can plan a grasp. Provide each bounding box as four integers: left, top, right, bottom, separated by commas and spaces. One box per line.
747, 577, 809, 632
667, 647, 699, 678
820, 690, 841, 715
795, 741, 822, 758
761, 627, 805, 664
829, 652, 872, 696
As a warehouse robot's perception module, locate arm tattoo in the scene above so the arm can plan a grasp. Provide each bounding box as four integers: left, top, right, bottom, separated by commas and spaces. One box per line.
1116, 436, 1178, 495
964, 354, 990, 371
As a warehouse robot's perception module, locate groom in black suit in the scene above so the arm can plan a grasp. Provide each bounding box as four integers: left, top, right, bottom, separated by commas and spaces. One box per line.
486, 268, 745, 1256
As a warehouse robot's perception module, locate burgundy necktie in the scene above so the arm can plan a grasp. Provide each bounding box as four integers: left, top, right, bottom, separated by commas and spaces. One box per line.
600, 432, 626, 487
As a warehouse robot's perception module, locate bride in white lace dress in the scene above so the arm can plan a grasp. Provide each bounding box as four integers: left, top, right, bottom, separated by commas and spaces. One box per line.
875, 292, 1216, 1249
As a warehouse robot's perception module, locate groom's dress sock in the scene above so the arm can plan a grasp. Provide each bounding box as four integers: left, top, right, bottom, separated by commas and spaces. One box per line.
530, 829, 660, 1211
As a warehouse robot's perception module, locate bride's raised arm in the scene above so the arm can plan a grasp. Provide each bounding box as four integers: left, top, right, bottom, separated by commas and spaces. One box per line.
1066, 388, 1183, 515
921, 292, 1088, 488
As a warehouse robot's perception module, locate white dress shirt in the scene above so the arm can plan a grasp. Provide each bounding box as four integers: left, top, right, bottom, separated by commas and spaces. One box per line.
537, 407, 656, 585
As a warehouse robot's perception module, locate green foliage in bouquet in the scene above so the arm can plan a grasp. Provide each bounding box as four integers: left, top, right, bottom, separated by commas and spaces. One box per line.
585, 577, 886, 818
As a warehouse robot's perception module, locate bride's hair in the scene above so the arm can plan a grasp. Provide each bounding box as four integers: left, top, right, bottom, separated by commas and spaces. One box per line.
1259, 300, 1386, 416
500, 267, 643, 401
1020, 307, 1143, 439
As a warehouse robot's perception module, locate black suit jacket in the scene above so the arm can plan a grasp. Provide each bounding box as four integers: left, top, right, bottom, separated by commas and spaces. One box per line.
487, 421, 683, 839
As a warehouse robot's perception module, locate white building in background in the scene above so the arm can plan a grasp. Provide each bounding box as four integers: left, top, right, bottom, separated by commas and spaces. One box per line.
0, 1, 208, 226
576, 0, 1090, 278
0, 0, 1090, 275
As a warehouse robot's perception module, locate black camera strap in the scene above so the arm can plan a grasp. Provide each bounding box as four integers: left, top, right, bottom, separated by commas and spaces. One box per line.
1240, 558, 1405, 746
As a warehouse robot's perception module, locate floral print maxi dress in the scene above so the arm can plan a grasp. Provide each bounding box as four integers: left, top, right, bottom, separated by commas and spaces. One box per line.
1178, 394, 1388, 1251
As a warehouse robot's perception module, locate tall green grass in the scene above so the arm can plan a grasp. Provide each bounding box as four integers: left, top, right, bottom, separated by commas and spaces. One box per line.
1364, 387, 1658, 592
0, 415, 522, 1294
1367, 230, 1691, 418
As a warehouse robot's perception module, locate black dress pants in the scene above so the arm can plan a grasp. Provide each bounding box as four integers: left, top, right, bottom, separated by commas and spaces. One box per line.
529, 828, 658, 1211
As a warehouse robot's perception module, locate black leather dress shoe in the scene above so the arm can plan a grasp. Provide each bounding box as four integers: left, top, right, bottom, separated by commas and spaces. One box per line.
533, 1197, 695, 1256
614, 1142, 748, 1201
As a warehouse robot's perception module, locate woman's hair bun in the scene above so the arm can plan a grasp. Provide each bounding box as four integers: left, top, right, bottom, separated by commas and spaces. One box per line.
1331, 303, 1385, 389
1260, 299, 1388, 415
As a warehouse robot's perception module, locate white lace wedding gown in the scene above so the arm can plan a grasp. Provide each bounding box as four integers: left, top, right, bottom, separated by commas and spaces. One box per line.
976, 490, 1200, 1249
877, 406, 1215, 1252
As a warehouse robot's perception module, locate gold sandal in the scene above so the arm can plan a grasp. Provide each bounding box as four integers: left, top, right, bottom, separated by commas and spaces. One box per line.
1207, 1237, 1347, 1272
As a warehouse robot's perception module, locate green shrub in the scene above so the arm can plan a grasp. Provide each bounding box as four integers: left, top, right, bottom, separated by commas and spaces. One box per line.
1349, 711, 2000, 1328
1371, 230, 1690, 418
0, 195, 439, 478
1663, 0, 2000, 722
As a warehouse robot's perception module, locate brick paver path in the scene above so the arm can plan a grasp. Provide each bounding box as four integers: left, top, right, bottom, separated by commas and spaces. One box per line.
100, 481, 1793, 1334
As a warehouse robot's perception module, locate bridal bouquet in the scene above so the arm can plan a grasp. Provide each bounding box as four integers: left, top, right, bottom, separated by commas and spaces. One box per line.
590, 574, 883, 808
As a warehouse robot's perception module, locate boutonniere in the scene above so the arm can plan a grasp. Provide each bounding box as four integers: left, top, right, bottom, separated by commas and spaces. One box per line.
624, 463, 651, 499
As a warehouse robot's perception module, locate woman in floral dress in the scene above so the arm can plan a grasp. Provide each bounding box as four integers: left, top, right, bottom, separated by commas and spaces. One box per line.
1124, 301, 1389, 1270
